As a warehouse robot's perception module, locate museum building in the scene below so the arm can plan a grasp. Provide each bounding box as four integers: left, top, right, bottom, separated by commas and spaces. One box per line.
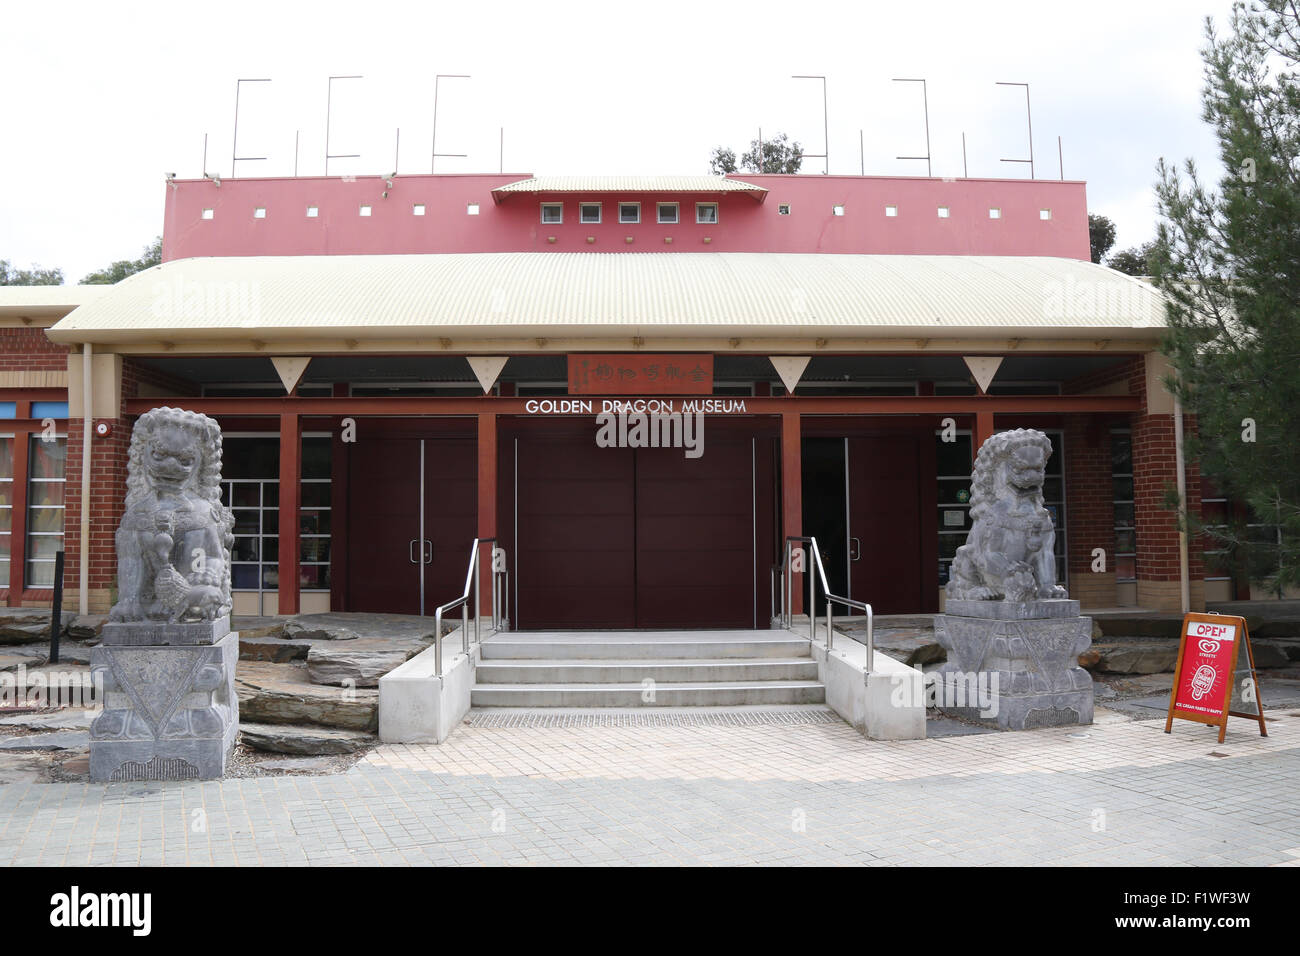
0, 171, 1227, 625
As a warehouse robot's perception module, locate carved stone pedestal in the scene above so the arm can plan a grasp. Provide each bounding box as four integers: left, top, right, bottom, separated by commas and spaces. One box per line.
89, 618, 239, 782
934, 600, 1094, 730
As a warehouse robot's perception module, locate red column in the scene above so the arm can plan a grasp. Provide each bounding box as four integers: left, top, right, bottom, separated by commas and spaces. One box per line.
975, 410, 996, 453
477, 412, 497, 617
781, 411, 803, 615
277, 412, 301, 615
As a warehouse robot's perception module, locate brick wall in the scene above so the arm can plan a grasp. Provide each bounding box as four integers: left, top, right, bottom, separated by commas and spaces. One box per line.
0, 327, 70, 372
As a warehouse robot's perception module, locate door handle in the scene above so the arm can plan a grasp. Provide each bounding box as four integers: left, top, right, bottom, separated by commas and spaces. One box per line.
850, 537, 862, 561
409, 539, 420, 564
423, 539, 433, 564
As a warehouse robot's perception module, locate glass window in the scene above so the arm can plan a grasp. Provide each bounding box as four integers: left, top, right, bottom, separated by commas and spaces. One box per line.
219, 435, 333, 594
695, 203, 718, 224
26, 435, 66, 587
657, 203, 678, 224
936, 432, 973, 586
580, 203, 601, 224
0, 436, 11, 584
618, 203, 640, 224
1111, 430, 1136, 582
540, 203, 563, 224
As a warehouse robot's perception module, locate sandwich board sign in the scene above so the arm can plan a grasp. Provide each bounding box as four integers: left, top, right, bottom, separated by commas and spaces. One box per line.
1164, 612, 1268, 743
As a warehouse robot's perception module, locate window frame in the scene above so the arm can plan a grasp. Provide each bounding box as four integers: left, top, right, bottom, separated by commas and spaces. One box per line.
695, 202, 719, 224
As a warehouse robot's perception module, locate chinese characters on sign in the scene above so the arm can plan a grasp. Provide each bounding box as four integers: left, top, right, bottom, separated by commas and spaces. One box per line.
568, 354, 714, 395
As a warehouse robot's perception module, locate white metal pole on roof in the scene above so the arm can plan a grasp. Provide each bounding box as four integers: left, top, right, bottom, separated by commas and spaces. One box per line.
1173, 392, 1190, 614
80, 343, 92, 616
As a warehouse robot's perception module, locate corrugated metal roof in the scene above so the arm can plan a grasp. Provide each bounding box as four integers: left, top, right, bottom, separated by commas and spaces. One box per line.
492, 176, 766, 196
0, 285, 112, 319
46, 253, 1168, 344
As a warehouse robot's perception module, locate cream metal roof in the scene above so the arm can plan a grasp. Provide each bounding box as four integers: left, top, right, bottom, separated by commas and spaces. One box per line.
46, 253, 1168, 345
491, 176, 766, 200
0, 285, 112, 323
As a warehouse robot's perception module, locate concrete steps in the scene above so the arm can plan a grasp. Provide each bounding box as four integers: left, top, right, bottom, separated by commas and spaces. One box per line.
476, 657, 819, 684
472, 630, 825, 708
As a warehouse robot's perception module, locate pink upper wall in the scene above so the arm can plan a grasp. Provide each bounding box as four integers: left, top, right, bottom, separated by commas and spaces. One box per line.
161, 172, 1090, 261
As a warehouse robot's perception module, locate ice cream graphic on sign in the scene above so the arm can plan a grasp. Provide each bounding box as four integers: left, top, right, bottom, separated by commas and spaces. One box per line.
1190, 664, 1217, 701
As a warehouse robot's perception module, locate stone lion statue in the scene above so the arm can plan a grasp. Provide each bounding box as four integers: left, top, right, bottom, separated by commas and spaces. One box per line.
946, 428, 1068, 602
109, 407, 235, 623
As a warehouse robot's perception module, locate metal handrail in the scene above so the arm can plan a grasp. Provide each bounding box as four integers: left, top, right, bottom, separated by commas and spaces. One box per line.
432, 537, 510, 678
772, 535, 874, 672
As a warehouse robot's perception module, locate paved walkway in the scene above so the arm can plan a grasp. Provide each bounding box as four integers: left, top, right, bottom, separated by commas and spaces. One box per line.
3, 706, 1299, 866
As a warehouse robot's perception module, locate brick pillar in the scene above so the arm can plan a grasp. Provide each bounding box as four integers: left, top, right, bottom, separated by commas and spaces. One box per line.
1061, 415, 1117, 609
1133, 412, 1204, 612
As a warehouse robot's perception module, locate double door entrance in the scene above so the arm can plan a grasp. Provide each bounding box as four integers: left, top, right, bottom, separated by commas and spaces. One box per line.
503, 421, 775, 630
801, 433, 938, 615
345, 436, 477, 615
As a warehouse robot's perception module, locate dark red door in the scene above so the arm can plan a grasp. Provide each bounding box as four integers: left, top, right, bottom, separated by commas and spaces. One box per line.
346, 438, 422, 613
422, 439, 478, 615
635, 438, 755, 628
514, 429, 636, 628
846, 434, 937, 614
345, 437, 477, 615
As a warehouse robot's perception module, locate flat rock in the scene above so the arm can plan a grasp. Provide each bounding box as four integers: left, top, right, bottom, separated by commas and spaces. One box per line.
240, 721, 374, 755
306, 640, 422, 687
256, 755, 340, 772
0, 610, 73, 645
239, 636, 314, 663
0, 753, 47, 784
236, 660, 378, 732
0, 708, 95, 730
283, 620, 359, 641
0, 730, 89, 751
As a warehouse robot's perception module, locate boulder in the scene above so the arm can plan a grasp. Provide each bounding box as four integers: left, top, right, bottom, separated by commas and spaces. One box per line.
0, 708, 95, 731
240, 721, 374, 756
0, 753, 47, 785
256, 755, 341, 772
66, 615, 107, 641
306, 642, 419, 687
1088, 642, 1180, 675
904, 643, 947, 668
235, 661, 378, 732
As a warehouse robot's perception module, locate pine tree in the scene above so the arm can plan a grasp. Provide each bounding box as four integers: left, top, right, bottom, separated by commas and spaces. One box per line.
1153, 0, 1300, 594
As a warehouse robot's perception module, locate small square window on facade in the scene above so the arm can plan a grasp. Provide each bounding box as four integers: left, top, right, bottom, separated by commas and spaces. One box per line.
540, 203, 563, 224
253, 207, 266, 219
619, 203, 640, 224
988, 207, 1001, 219
937, 206, 950, 218
778, 203, 791, 215
657, 202, 679, 224
1040, 208, 1052, 220
306, 205, 319, 218
696, 202, 718, 224
413, 204, 426, 216
580, 203, 602, 224
201, 208, 214, 220
884, 205, 898, 217
359, 205, 372, 217
832, 204, 845, 216
467, 202, 480, 215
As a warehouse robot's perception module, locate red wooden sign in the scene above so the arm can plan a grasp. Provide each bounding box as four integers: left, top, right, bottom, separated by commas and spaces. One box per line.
568, 354, 713, 395
1165, 612, 1268, 743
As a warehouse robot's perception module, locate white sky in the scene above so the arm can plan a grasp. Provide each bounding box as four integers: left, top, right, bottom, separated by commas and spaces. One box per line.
1, 0, 1236, 282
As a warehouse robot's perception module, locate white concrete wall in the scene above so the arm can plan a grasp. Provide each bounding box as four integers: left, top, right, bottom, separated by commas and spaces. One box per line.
378, 628, 477, 744
813, 633, 926, 741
